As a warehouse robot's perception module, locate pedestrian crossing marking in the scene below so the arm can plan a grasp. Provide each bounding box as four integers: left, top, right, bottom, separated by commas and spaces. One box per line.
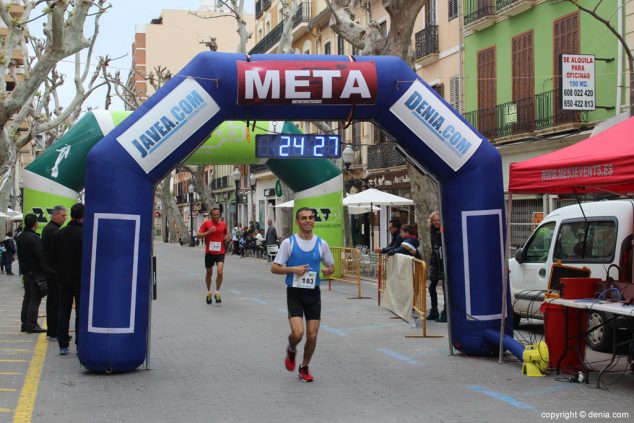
0, 388, 17, 392
0, 360, 27, 363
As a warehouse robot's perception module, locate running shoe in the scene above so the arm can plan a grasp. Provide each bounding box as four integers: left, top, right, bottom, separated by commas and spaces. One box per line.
59, 347, 69, 356
206, 293, 212, 304
284, 347, 296, 371
215, 293, 222, 304
298, 365, 314, 382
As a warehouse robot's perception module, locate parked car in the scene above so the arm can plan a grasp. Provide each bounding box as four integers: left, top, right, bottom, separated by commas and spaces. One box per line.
509, 200, 634, 352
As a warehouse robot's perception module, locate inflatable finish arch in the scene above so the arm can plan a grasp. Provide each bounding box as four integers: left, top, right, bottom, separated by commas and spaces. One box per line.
80, 52, 511, 372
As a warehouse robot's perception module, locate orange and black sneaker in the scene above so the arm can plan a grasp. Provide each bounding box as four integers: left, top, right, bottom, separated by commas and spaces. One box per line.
298, 365, 314, 382
284, 347, 296, 371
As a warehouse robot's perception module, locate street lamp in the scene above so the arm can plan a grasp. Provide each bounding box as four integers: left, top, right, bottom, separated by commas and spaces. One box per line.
342, 144, 354, 171
232, 168, 241, 228
188, 183, 195, 247
249, 172, 256, 225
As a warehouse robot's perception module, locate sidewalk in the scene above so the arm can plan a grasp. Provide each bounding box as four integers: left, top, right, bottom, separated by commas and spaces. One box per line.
0, 242, 632, 422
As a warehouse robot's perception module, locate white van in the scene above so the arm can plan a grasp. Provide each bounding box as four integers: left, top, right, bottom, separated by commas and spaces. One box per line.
509, 200, 634, 351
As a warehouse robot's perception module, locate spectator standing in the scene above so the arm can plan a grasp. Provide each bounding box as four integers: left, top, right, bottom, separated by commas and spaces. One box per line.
427, 212, 446, 322
255, 229, 265, 258
52, 203, 83, 355
387, 224, 421, 259
3, 232, 16, 275
42, 205, 67, 340
231, 223, 242, 255
17, 214, 55, 333
265, 219, 278, 247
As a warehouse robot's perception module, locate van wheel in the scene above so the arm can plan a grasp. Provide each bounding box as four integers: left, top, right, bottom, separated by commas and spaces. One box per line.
512, 312, 521, 328
586, 311, 614, 352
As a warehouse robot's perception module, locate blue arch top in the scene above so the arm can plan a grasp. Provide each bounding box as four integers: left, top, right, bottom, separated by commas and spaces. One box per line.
79, 52, 511, 372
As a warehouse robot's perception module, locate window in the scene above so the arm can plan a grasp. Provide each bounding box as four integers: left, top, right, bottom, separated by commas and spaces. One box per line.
449, 0, 458, 20
324, 41, 331, 55
337, 36, 344, 55
523, 222, 556, 263
379, 20, 388, 37
554, 220, 617, 263
432, 83, 444, 98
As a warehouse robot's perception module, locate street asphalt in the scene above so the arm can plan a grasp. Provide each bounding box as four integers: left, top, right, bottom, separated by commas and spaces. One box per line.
0, 241, 632, 422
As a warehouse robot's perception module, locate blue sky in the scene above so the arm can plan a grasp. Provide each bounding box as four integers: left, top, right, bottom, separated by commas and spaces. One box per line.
52, 0, 254, 111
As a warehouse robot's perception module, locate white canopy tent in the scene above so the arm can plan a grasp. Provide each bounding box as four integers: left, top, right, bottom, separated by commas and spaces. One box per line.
274, 199, 379, 215
342, 189, 413, 249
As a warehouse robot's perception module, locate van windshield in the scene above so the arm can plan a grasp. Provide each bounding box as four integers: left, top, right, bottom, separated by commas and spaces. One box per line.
524, 222, 556, 262
553, 220, 616, 262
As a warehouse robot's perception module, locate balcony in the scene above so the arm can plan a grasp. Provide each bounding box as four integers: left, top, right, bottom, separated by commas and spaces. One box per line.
255, 0, 262, 19
414, 25, 439, 66
495, 0, 535, 17
463, 90, 588, 142
249, 2, 311, 54
263, 0, 272, 11
367, 143, 406, 170
464, 0, 496, 32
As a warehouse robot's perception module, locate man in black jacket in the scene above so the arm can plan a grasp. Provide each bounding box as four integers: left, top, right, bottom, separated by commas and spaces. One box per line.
265, 219, 278, 246
42, 205, 67, 340
373, 219, 403, 254
53, 203, 83, 356
17, 214, 55, 333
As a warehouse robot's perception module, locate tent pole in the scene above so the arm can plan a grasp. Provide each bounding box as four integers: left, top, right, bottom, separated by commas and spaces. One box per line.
370, 202, 374, 250
499, 192, 512, 363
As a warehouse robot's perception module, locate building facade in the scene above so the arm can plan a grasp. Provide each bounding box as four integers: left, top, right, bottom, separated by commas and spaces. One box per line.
128, 3, 254, 236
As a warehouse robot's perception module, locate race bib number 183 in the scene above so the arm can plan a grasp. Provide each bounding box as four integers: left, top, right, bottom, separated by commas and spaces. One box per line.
293, 271, 317, 289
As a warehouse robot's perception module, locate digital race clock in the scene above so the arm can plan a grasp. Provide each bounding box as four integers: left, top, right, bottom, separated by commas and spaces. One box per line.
255, 134, 341, 159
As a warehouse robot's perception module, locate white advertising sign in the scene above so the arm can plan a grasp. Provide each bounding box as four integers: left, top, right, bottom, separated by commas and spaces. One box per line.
561, 54, 595, 111
389, 80, 482, 172
117, 78, 220, 173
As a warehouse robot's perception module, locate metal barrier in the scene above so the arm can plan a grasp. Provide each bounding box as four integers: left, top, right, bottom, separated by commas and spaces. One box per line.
377, 253, 388, 306
378, 254, 443, 338
327, 247, 370, 299
406, 257, 443, 339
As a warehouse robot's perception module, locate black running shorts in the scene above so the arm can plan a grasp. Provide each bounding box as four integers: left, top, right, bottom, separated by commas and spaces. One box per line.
205, 253, 225, 268
287, 286, 321, 320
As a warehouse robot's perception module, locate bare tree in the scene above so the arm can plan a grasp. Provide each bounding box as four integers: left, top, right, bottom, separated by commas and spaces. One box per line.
324, 1, 438, 256
0, 0, 110, 217
191, 0, 252, 53
565, 0, 633, 116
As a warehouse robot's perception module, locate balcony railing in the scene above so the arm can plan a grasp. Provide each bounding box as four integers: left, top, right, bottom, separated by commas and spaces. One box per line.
368, 142, 406, 170
496, 0, 520, 8
255, 0, 262, 18
249, 2, 311, 54
463, 90, 587, 141
415, 25, 439, 59
464, 0, 495, 26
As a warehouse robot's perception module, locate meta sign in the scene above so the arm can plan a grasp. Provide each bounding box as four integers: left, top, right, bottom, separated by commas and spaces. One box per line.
237, 61, 377, 105
561, 54, 595, 111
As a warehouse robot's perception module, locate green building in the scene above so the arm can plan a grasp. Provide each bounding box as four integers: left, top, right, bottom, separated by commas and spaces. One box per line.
462, 0, 621, 150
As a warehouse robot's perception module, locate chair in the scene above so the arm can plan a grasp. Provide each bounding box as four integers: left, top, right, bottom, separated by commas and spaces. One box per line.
266, 244, 279, 262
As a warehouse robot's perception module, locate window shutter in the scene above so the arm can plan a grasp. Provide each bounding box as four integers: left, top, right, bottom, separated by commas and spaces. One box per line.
450, 76, 461, 112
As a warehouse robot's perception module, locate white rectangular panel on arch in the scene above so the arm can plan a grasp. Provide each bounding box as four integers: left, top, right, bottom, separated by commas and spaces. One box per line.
88, 213, 140, 334
116, 77, 220, 173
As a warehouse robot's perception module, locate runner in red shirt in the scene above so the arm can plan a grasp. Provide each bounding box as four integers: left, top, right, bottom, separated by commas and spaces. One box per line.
197, 208, 229, 304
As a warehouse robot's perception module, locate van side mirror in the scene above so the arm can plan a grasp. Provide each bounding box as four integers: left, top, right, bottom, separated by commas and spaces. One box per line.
514, 247, 525, 264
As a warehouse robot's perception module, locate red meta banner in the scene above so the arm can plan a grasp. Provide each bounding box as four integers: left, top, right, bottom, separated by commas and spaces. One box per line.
237, 61, 377, 105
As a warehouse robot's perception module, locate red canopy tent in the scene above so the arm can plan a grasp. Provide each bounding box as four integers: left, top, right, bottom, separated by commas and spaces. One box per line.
498, 117, 634, 361
509, 116, 634, 194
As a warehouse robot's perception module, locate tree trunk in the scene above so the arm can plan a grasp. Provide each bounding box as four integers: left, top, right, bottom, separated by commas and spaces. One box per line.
406, 162, 440, 261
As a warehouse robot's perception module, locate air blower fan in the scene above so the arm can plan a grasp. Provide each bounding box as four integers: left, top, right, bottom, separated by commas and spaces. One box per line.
522, 341, 549, 377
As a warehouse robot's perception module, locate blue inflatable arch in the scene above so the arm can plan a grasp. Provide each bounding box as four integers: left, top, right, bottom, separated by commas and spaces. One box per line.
80, 52, 511, 372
